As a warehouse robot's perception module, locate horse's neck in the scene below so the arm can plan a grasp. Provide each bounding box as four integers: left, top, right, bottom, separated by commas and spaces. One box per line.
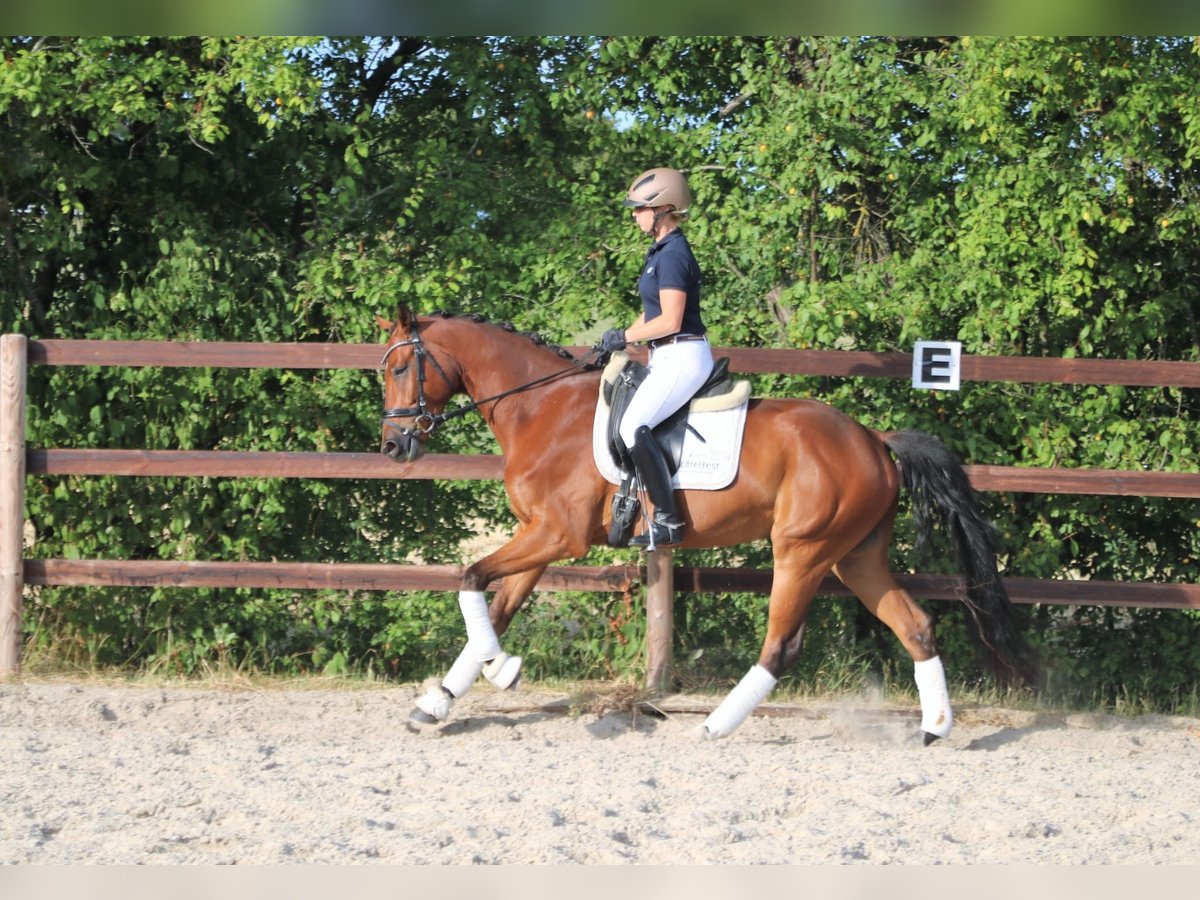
456, 340, 558, 400
448, 326, 585, 435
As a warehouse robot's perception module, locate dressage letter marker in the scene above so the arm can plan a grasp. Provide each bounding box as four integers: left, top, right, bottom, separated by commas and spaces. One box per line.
912, 341, 962, 391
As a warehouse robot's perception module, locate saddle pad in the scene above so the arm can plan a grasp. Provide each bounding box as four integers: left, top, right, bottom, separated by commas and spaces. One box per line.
591, 390, 749, 490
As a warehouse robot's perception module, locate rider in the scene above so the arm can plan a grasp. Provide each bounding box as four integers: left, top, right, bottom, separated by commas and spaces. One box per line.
599, 167, 714, 549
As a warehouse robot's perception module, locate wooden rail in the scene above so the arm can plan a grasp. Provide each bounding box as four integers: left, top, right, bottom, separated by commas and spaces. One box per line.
22, 559, 1199, 610
22, 449, 1200, 498
2, 336, 1198, 680
27, 338, 1200, 388
22, 560, 640, 594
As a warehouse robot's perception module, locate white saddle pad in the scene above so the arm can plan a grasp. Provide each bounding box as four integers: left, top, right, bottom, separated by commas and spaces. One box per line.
591, 356, 751, 491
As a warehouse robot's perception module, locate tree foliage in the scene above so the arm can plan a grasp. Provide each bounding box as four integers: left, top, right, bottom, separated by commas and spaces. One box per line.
3, 36, 1198, 706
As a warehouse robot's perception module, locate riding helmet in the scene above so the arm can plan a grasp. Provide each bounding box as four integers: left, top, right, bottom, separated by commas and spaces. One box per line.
623, 167, 691, 217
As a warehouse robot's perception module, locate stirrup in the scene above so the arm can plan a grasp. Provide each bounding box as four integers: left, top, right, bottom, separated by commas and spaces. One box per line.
630, 518, 684, 550
482, 652, 522, 690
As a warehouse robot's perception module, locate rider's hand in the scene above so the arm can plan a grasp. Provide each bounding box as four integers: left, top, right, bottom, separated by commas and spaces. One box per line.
598, 328, 627, 353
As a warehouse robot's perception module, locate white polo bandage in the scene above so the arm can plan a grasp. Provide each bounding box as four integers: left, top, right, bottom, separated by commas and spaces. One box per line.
701, 665, 778, 739
914, 655, 954, 738
442, 646, 485, 699
414, 645, 488, 723
482, 652, 522, 690
458, 590, 502, 661
415, 686, 453, 721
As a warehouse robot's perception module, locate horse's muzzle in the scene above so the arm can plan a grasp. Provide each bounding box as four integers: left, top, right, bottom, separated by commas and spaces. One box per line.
381, 425, 425, 462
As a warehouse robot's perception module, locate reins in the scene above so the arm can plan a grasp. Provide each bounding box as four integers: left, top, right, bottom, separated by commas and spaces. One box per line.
381, 319, 602, 438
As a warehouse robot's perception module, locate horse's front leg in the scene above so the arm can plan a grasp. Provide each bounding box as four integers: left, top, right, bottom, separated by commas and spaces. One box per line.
411, 522, 585, 726
410, 565, 545, 725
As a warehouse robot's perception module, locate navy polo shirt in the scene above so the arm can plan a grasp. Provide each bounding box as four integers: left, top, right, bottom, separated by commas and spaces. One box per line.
638, 230, 705, 336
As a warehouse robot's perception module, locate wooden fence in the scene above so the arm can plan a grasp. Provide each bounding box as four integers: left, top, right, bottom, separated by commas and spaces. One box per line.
1, 334, 1198, 681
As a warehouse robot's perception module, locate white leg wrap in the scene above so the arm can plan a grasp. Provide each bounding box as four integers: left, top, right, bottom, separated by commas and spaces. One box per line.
700, 665, 778, 739
914, 655, 954, 738
458, 590, 502, 661
413, 647, 486, 723
415, 685, 454, 721
456, 591, 521, 690
442, 646, 485, 699
482, 652, 522, 690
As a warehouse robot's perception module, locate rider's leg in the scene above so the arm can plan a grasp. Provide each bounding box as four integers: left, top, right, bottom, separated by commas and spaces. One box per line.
627, 426, 684, 547
618, 338, 712, 548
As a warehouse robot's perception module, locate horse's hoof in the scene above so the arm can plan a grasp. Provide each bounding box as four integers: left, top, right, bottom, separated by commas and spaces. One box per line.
407, 708, 441, 727
414, 686, 453, 722
691, 724, 716, 741
923, 731, 941, 746
483, 653, 522, 690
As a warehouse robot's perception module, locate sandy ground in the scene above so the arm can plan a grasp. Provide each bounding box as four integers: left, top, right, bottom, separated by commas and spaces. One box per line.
1, 679, 1198, 866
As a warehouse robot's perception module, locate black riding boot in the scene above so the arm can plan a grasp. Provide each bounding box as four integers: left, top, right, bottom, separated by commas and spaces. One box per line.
628, 426, 685, 549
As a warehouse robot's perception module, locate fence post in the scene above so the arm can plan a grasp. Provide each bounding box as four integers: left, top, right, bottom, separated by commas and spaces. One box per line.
644, 547, 674, 694
0, 334, 27, 676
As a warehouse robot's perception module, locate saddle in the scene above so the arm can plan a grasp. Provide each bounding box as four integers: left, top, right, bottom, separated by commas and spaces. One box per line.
599, 352, 751, 546
602, 353, 743, 474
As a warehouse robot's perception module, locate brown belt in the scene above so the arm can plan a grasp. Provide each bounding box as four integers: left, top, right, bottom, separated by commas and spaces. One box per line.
647, 333, 707, 349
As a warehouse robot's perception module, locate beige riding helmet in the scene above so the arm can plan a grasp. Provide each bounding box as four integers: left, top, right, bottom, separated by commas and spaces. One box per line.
623, 167, 691, 217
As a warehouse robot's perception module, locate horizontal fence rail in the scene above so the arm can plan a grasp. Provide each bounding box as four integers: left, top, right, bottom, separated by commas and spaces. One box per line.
22, 560, 1200, 611
3, 335, 1198, 679
26, 338, 1200, 387
27, 450, 509, 481
23, 560, 640, 594
24, 450, 1200, 498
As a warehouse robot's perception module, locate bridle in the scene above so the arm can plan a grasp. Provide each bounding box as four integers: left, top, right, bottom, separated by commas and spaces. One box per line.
380, 318, 601, 440
380, 321, 456, 438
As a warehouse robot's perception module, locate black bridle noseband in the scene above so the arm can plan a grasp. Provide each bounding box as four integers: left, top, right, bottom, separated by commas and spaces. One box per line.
380, 318, 601, 440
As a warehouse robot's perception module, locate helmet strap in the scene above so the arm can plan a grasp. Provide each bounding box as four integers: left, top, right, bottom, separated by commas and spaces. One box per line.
651, 207, 676, 238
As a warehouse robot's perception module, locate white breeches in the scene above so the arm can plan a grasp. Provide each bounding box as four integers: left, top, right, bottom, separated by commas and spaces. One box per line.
618, 338, 714, 448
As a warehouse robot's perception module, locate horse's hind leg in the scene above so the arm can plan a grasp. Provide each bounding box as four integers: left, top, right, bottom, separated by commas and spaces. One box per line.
699, 550, 828, 740
832, 517, 953, 743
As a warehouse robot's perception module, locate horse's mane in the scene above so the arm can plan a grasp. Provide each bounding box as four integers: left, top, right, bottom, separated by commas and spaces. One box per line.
428, 310, 579, 361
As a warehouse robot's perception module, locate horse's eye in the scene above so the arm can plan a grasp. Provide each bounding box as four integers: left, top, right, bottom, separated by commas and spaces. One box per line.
392, 364, 409, 378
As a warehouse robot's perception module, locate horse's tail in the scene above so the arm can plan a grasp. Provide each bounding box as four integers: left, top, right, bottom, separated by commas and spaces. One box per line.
882, 430, 1038, 686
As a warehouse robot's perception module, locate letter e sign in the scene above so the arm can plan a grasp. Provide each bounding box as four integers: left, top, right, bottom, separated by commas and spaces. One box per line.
912, 341, 962, 390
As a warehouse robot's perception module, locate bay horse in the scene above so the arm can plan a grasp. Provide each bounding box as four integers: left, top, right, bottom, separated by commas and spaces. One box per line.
378, 306, 1035, 743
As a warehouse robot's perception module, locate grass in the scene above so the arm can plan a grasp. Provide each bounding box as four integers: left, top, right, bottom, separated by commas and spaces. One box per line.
9, 642, 1200, 720
9, 667, 1192, 727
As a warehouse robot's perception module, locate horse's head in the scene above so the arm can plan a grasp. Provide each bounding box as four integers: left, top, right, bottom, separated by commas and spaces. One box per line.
378, 306, 461, 462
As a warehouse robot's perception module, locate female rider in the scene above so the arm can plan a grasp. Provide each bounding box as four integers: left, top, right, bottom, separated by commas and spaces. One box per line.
599, 167, 714, 548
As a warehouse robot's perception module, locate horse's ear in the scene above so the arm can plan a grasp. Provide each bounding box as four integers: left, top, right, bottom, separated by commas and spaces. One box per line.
379, 304, 415, 334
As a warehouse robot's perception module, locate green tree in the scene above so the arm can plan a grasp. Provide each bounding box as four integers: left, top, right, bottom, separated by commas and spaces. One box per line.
3, 36, 1197, 706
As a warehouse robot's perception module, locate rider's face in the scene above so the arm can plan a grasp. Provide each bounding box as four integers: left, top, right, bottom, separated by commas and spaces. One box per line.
631, 205, 658, 234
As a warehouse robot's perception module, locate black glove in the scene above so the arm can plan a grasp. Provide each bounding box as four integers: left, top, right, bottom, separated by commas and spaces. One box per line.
599, 328, 627, 352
